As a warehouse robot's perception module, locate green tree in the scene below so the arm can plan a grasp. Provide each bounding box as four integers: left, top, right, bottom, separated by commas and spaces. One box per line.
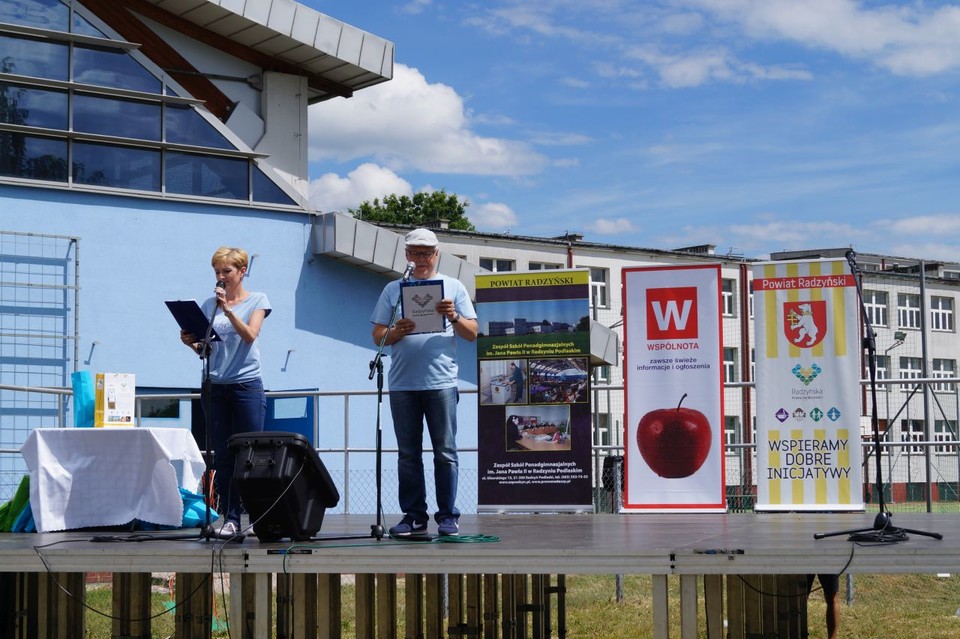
349, 191, 476, 231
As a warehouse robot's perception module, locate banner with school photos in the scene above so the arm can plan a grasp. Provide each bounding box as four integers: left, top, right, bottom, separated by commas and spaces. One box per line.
753, 259, 864, 511
475, 269, 593, 512
622, 265, 726, 513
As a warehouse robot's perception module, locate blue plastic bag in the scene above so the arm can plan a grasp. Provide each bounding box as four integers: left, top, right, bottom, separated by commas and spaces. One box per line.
134, 488, 218, 530
71, 370, 95, 427
180, 488, 219, 528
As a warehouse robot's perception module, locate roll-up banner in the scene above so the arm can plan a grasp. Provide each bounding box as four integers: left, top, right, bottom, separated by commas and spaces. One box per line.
475, 269, 593, 512
622, 265, 726, 512
753, 259, 864, 511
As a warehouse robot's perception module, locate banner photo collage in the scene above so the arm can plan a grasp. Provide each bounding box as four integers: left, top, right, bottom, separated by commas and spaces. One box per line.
475, 269, 593, 512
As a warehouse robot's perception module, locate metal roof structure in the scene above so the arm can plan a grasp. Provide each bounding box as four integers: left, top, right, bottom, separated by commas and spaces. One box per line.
139, 0, 394, 102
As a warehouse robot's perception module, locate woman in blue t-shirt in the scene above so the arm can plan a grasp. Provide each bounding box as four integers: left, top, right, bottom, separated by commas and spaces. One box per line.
180, 246, 271, 537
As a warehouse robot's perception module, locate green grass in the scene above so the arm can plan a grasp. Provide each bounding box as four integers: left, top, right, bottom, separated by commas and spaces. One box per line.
563, 573, 960, 638
81, 572, 960, 638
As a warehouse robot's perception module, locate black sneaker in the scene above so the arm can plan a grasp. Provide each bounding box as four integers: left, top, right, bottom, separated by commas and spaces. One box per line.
437, 516, 459, 536
389, 515, 428, 537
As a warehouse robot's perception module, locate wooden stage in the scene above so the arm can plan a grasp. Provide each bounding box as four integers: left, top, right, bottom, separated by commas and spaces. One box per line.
0, 512, 955, 638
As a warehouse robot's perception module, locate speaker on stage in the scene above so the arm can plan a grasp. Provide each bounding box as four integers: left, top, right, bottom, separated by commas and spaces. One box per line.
227, 431, 340, 542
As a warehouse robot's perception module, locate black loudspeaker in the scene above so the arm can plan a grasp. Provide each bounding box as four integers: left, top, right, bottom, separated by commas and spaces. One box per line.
227, 431, 340, 542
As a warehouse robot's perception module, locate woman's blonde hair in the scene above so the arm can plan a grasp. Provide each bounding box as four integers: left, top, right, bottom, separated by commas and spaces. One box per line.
211, 247, 248, 270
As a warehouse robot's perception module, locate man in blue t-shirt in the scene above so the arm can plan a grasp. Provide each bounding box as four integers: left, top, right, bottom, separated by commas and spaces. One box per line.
370, 228, 478, 538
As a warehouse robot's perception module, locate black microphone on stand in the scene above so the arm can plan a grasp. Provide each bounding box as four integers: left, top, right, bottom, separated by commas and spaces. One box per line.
401, 261, 416, 282
845, 249, 860, 276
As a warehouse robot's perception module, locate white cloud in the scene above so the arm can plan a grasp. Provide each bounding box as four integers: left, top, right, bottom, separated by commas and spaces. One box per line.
661, 213, 960, 261
625, 45, 811, 87
657, 218, 872, 258
399, 0, 432, 16
887, 241, 960, 263
471, 202, 519, 230
308, 163, 413, 213
687, 0, 960, 76
885, 213, 960, 236
561, 76, 592, 89
587, 218, 637, 235
882, 214, 960, 261
628, 46, 733, 87
727, 220, 868, 247
308, 64, 547, 176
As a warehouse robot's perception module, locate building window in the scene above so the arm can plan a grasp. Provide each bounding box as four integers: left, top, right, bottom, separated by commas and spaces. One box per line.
930, 296, 954, 332
74, 44, 162, 93
899, 357, 923, 390
73, 142, 161, 190
594, 365, 609, 383
900, 419, 923, 454
722, 279, 736, 317
934, 420, 958, 453
166, 152, 248, 200
529, 262, 562, 270
166, 104, 233, 149
589, 267, 609, 308
864, 290, 888, 327
875, 355, 890, 383
749, 348, 755, 382
0, 134, 68, 181
723, 347, 738, 383
932, 359, 956, 392
595, 413, 611, 447
724, 416, 742, 447
140, 397, 180, 419
0, 33, 69, 81
0, 82, 68, 128
73, 94, 161, 140
748, 290, 754, 319
479, 258, 515, 272
0, 27, 295, 206
897, 293, 921, 329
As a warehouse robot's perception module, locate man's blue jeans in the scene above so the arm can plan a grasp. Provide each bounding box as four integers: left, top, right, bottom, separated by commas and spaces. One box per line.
390, 387, 460, 524
206, 378, 266, 524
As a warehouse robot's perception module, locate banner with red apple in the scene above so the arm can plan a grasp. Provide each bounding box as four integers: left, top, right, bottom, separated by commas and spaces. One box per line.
622, 265, 727, 512
474, 269, 594, 512
753, 259, 863, 511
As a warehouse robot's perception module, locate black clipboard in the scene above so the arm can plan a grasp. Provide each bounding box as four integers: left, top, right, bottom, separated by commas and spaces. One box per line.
165, 299, 221, 341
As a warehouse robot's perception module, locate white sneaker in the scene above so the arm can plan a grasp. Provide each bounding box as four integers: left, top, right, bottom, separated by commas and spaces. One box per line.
216, 520, 239, 537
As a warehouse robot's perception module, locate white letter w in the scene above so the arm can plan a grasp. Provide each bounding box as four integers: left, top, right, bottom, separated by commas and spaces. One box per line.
651, 300, 692, 331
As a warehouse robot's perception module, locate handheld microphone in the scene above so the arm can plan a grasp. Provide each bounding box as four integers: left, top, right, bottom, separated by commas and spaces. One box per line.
402, 261, 415, 282
216, 279, 226, 290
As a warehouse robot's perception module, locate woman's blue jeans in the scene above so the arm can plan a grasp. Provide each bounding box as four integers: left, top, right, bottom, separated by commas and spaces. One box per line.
389, 387, 460, 524
205, 378, 265, 525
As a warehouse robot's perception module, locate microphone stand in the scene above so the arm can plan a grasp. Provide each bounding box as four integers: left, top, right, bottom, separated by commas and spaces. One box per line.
366, 275, 407, 540
160, 294, 228, 542
815, 252, 941, 541
198, 297, 221, 541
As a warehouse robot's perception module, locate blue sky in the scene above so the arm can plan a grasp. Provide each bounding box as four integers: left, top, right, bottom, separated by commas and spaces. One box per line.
302, 1, 960, 261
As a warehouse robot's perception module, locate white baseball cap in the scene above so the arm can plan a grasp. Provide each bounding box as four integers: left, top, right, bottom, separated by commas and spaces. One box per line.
404, 228, 438, 247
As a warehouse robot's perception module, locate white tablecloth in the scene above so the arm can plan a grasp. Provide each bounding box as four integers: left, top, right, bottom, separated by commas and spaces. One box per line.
20, 427, 205, 532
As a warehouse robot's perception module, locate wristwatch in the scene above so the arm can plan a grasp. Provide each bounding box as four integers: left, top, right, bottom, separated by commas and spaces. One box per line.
451, 312, 461, 324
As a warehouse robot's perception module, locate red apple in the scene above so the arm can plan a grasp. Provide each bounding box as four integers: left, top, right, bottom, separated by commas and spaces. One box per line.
636, 393, 711, 478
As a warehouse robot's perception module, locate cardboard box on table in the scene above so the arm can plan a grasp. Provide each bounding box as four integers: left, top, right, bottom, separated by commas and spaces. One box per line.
94, 373, 135, 427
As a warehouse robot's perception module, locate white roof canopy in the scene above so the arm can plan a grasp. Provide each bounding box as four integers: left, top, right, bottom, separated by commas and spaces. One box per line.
141, 0, 394, 102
